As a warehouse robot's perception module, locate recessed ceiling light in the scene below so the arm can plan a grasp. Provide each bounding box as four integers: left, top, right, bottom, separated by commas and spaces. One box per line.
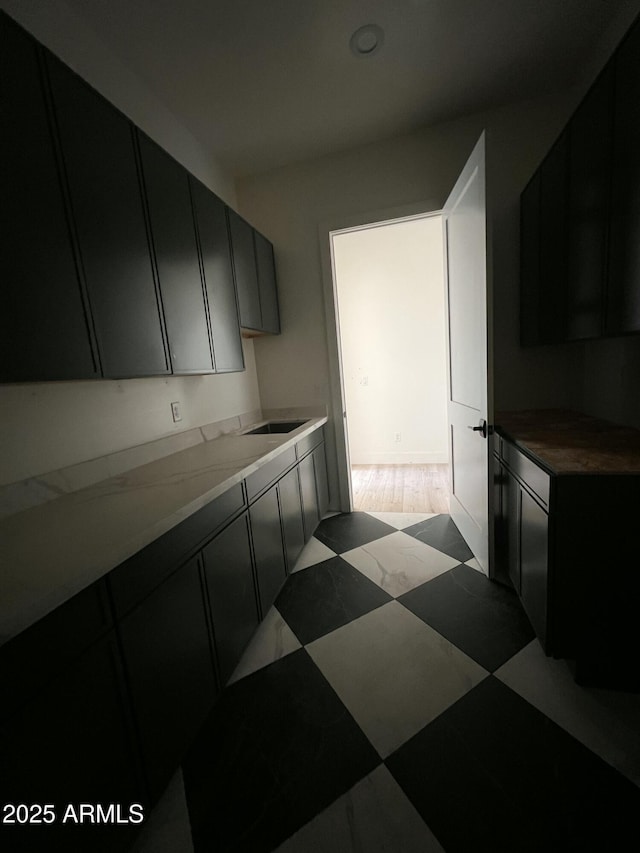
349, 24, 384, 58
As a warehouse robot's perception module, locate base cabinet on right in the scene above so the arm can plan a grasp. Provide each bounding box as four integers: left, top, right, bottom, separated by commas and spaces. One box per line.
495, 416, 640, 689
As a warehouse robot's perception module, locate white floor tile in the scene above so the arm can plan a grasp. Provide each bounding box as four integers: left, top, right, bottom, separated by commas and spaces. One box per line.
307, 601, 487, 758
341, 531, 459, 597
366, 511, 438, 530
274, 765, 444, 853
464, 557, 486, 574
228, 606, 301, 684
291, 536, 337, 572
495, 640, 640, 786
130, 769, 194, 853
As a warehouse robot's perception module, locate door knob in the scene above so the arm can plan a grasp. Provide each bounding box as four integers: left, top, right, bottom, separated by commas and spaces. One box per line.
468, 419, 488, 438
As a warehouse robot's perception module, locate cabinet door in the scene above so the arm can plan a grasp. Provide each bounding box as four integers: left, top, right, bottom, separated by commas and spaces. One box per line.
566, 66, 613, 341
538, 132, 569, 343
250, 486, 287, 616
202, 513, 259, 685
506, 469, 521, 593
190, 178, 244, 372
278, 466, 305, 572
606, 17, 640, 334
0, 633, 141, 853
254, 231, 280, 333
520, 172, 541, 346
299, 453, 320, 541
0, 14, 98, 382
118, 555, 217, 801
313, 442, 330, 519
47, 55, 169, 378
138, 134, 213, 373
228, 209, 261, 330
519, 489, 550, 651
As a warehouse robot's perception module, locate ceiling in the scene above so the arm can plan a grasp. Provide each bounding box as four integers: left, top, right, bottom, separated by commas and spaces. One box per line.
63, 0, 630, 177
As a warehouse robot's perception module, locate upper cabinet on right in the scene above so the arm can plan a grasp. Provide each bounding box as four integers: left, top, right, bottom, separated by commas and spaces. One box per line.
228, 209, 281, 336
520, 14, 640, 345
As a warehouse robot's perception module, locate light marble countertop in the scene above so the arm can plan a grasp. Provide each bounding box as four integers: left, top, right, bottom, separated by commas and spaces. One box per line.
0, 415, 327, 646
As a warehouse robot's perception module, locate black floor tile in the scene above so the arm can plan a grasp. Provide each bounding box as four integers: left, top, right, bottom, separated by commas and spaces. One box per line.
403, 514, 473, 562
386, 676, 640, 853
276, 556, 392, 645
313, 512, 396, 553
398, 563, 535, 671
183, 648, 380, 853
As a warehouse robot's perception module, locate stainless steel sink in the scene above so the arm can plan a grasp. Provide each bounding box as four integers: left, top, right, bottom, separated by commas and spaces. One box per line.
243, 420, 308, 435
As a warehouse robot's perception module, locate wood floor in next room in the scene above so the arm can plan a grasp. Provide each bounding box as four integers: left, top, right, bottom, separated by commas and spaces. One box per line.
351, 464, 450, 513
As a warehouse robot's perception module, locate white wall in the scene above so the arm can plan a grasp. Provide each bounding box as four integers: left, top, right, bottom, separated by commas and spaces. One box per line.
236, 90, 580, 505
333, 217, 447, 465
0, 1, 262, 485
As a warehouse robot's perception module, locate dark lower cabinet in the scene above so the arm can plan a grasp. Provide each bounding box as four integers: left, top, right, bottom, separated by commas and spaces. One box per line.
117, 556, 217, 801
299, 452, 320, 541
0, 632, 141, 852
138, 133, 213, 373
0, 13, 98, 382
278, 466, 305, 572
518, 484, 550, 648
46, 54, 169, 379
496, 427, 640, 688
313, 443, 330, 520
250, 486, 287, 616
190, 178, 244, 372
202, 513, 259, 686
0, 430, 328, 847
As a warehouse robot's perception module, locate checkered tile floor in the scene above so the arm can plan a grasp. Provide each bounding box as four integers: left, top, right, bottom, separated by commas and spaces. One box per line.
135, 512, 640, 853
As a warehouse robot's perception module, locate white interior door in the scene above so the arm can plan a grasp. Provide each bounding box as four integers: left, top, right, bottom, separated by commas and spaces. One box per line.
442, 133, 491, 573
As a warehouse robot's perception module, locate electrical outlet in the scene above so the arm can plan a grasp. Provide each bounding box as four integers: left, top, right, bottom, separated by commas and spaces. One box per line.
170, 401, 182, 423
394, 432, 401, 443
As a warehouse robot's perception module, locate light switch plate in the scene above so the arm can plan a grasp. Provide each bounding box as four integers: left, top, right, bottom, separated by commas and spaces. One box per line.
170, 401, 182, 423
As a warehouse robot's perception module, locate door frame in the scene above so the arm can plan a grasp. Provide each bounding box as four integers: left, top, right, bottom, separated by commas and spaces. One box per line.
318, 199, 444, 514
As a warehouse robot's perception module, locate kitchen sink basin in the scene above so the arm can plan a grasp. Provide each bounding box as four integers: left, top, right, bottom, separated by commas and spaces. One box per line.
243, 420, 308, 435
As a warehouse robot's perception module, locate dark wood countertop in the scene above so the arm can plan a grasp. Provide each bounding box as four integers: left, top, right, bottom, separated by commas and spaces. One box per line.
495, 409, 640, 475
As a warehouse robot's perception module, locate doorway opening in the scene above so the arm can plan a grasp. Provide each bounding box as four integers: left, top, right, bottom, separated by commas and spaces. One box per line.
330, 213, 450, 515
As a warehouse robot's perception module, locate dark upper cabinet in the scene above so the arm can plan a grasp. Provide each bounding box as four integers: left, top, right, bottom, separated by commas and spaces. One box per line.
228, 208, 262, 330
190, 179, 244, 372
521, 14, 640, 345
606, 17, 640, 334
520, 172, 541, 346
254, 230, 281, 334
138, 133, 213, 373
0, 13, 98, 382
566, 66, 614, 341
538, 132, 569, 344
46, 54, 169, 378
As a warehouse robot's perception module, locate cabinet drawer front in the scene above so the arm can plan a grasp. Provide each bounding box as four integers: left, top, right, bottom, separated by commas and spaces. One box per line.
109, 483, 245, 616
246, 447, 296, 501
503, 442, 550, 508
296, 428, 324, 460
